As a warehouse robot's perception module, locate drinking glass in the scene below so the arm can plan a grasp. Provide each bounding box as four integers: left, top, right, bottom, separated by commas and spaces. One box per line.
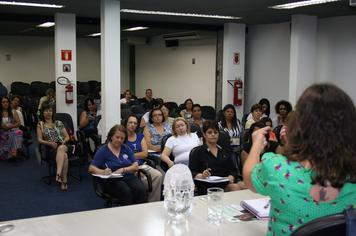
207, 187, 224, 225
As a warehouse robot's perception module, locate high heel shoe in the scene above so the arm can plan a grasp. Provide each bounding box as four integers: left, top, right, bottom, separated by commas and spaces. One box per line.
56, 174, 62, 183
60, 182, 68, 191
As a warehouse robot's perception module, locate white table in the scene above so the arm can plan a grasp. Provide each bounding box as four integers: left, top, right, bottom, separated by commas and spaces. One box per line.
1, 190, 267, 236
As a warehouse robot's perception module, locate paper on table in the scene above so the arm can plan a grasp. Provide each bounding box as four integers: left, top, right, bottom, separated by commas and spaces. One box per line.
240, 197, 270, 220
195, 176, 229, 183
92, 173, 123, 179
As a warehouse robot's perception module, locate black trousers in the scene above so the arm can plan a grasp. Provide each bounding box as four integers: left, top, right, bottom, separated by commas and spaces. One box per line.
104, 176, 148, 206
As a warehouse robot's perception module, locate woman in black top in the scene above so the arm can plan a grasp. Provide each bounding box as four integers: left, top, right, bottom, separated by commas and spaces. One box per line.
189, 120, 245, 192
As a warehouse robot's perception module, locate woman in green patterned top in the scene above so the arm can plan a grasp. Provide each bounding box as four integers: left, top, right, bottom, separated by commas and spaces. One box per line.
243, 83, 356, 236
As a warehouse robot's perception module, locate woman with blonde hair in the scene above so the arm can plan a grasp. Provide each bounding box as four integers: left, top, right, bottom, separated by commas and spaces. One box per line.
160, 117, 200, 168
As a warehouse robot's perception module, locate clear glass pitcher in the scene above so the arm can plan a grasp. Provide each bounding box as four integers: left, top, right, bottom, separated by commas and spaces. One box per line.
163, 164, 195, 223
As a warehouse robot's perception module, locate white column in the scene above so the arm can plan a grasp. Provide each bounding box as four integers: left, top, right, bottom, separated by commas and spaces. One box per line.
222, 23, 246, 119
55, 13, 77, 132
289, 15, 317, 105
101, 0, 121, 142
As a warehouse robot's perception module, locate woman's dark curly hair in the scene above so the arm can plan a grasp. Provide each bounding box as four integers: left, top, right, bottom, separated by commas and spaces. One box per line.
285, 83, 356, 188
275, 100, 292, 115
259, 98, 270, 117
38, 101, 55, 122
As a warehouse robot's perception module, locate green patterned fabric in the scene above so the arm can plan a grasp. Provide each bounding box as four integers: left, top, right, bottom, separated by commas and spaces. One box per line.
252, 152, 356, 236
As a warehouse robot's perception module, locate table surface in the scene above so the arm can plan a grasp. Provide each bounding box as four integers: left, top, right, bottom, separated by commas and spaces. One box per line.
1, 190, 268, 236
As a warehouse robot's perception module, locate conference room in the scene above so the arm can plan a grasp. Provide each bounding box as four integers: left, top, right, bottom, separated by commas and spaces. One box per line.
0, 0, 355, 235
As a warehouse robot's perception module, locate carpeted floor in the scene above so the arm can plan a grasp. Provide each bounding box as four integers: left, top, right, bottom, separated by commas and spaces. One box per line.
0, 139, 104, 222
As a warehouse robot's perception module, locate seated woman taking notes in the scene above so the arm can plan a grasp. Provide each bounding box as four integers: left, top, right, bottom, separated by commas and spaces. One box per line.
243, 84, 356, 235
189, 120, 245, 192
89, 124, 147, 205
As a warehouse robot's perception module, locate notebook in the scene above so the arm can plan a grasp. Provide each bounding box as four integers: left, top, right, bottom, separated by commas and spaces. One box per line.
92, 173, 123, 179
195, 176, 230, 183
240, 197, 271, 220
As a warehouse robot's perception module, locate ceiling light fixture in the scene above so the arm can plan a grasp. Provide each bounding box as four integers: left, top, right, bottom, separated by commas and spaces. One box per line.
270, 0, 340, 9
0, 1, 64, 8
123, 26, 149, 31
121, 9, 242, 20
37, 22, 55, 28
87, 33, 101, 37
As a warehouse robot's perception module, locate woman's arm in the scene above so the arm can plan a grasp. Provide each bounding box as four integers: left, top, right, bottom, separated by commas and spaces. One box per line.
61, 127, 70, 144
160, 146, 174, 168
179, 110, 184, 118
79, 111, 89, 129
88, 164, 112, 175
113, 162, 139, 175
143, 126, 160, 152
243, 126, 270, 192
37, 125, 56, 149
134, 138, 148, 160
11, 110, 20, 128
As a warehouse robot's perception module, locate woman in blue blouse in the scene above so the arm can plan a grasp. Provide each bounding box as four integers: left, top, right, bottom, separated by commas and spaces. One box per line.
89, 124, 147, 205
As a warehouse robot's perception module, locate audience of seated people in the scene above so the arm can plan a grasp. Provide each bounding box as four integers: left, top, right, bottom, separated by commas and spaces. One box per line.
160, 103, 174, 127
241, 121, 282, 166
189, 120, 245, 192
160, 117, 200, 168
272, 100, 292, 127
120, 89, 134, 104
143, 107, 172, 152
190, 104, 206, 129
140, 98, 164, 128
124, 115, 163, 202
139, 88, 155, 110
11, 95, 24, 126
179, 98, 194, 120
89, 124, 148, 206
37, 88, 55, 116
245, 103, 262, 129
36, 102, 69, 191
245, 98, 270, 121
79, 97, 100, 156
0, 96, 22, 160
243, 83, 356, 235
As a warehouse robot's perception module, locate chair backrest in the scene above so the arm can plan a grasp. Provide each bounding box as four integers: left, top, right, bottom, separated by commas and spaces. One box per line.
121, 108, 132, 121
130, 104, 145, 115
291, 212, 346, 236
11, 81, 30, 96
201, 105, 216, 121
190, 123, 202, 137
55, 113, 74, 135
166, 102, 179, 116
77, 81, 90, 95
217, 131, 232, 156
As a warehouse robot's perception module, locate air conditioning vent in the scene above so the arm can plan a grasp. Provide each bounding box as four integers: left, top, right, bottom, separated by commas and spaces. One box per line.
162, 31, 199, 40
350, 0, 356, 6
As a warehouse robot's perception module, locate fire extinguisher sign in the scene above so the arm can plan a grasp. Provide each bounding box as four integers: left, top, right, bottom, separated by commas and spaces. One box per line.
61, 50, 72, 61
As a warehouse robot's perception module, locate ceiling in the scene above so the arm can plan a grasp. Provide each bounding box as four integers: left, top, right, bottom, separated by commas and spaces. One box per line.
0, 0, 355, 38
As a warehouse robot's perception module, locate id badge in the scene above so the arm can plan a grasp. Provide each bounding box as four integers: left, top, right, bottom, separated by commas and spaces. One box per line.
231, 137, 240, 146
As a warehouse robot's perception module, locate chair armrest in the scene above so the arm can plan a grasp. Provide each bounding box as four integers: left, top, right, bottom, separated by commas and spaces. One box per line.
137, 168, 152, 192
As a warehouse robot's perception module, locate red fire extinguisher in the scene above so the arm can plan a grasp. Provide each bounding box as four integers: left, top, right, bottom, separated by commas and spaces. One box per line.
233, 79, 243, 106
65, 84, 74, 104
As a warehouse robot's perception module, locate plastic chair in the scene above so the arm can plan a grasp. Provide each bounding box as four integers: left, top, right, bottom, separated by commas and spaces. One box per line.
159, 134, 173, 172
292, 208, 356, 236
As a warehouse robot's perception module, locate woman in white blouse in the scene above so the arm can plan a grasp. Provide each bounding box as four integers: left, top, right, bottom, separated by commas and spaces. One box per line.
160, 117, 200, 168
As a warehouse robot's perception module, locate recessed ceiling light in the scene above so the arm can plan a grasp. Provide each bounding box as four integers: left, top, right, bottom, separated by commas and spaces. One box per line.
270, 0, 340, 9
37, 22, 55, 28
87, 33, 101, 37
0, 1, 64, 8
123, 27, 149, 31
121, 9, 242, 20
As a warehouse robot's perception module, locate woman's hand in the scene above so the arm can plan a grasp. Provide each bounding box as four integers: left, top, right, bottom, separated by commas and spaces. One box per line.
227, 175, 235, 183
153, 145, 161, 152
251, 126, 270, 154
102, 168, 112, 175
168, 160, 174, 168
115, 168, 125, 175
49, 142, 58, 149
201, 168, 211, 179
